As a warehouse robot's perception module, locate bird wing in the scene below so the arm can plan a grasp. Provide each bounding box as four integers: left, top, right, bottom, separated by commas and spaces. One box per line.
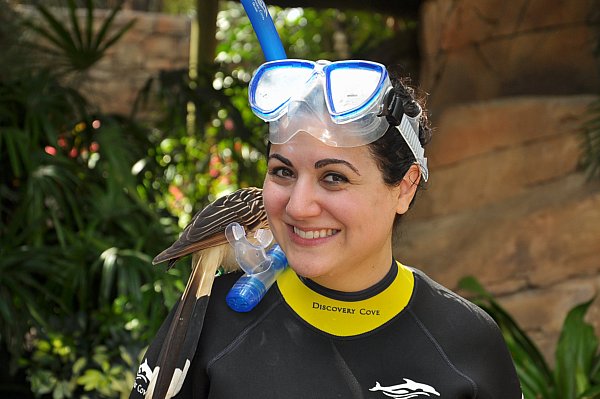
152, 187, 267, 267
145, 245, 226, 399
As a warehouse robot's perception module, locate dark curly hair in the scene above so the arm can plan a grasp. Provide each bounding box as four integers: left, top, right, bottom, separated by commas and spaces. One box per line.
367, 71, 432, 224
368, 73, 431, 185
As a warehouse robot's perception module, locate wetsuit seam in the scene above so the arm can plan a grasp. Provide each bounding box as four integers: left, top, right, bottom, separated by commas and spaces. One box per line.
206, 296, 284, 371
408, 308, 479, 398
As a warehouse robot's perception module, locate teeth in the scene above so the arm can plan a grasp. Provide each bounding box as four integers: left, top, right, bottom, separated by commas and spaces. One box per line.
293, 227, 337, 239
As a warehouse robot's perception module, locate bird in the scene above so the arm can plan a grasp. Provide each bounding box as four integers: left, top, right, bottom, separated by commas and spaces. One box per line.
144, 187, 268, 399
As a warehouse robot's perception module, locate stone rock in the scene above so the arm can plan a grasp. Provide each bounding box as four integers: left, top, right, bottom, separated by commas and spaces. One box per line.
395, 174, 600, 293
420, 0, 600, 114
422, 0, 595, 54
428, 96, 596, 168
395, 169, 600, 361
413, 95, 596, 218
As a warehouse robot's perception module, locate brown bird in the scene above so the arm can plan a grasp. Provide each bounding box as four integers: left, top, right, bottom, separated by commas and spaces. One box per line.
143, 187, 268, 399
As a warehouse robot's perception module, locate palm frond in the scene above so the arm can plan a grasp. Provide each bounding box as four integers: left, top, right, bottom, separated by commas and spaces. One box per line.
21, 0, 136, 74
581, 97, 600, 179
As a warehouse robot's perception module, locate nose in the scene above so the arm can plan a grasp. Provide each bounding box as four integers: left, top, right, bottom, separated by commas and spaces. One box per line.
285, 179, 322, 220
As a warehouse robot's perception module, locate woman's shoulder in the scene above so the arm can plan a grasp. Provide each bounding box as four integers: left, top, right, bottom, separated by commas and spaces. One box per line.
199, 271, 285, 353
408, 267, 497, 330
405, 267, 521, 397
405, 267, 512, 365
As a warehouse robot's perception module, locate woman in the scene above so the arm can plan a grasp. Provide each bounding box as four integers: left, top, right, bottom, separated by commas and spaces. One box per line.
134, 59, 522, 398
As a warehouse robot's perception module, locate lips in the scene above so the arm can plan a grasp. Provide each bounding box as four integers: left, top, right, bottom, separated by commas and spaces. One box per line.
293, 226, 339, 239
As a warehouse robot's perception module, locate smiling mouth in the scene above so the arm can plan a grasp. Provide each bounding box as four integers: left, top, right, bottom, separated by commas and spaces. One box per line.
293, 226, 339, 239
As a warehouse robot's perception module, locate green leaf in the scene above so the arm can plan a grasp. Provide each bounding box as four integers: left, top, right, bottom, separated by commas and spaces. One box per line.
459, 276, 555, 398
76, 369, 105, 391
72, 357, 87, 375
29, 369, 57, 395
555, 299, 599, 399
579, 384, 600, 399
66, 0, 83, 49
53, 380, 72, 399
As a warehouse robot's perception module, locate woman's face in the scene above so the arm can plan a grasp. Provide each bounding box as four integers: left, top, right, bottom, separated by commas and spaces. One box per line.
263, 132, 418, 292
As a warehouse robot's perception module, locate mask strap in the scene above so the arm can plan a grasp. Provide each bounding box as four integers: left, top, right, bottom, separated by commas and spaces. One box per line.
378, 87, 429, 182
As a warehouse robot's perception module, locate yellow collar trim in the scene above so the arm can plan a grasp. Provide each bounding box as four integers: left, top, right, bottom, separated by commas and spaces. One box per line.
277, 262, 414, 336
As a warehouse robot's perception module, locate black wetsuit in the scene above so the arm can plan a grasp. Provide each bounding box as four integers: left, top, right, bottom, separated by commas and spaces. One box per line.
131, 262, 522, 399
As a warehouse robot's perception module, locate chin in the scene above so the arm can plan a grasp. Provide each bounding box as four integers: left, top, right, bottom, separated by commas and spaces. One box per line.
287, 257, 334, 280
277, 236, 340, 279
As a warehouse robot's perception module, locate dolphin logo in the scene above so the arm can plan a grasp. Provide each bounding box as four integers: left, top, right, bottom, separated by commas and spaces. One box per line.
136, 358, 155, 384
369, 378, 440, 398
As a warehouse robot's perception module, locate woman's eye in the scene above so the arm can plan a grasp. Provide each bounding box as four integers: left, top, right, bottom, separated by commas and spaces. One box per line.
322, 173, 348, 184
269, 167, 294, 179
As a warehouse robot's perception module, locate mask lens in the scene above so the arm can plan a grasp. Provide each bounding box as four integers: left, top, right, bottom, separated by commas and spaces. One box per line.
326, 62, 386, 121
250, 60, 315, 121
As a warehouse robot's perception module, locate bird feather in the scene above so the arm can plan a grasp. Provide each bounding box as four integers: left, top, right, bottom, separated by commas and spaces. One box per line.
143, 188, 267, 398
146, 246, 226, 399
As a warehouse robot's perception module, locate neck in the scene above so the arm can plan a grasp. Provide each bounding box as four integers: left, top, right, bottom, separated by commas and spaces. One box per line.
308, 244, 394, 292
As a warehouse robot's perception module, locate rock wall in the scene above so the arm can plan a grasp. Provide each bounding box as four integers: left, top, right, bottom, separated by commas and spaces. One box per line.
394, 95, 600, 361
17, 6, 191, 116
397, 0, 600, 363
86, 9, 190, 116
420, 0, 600, 116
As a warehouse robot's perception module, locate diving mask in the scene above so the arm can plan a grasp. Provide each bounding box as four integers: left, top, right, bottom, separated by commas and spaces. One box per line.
249, 59, 428, 181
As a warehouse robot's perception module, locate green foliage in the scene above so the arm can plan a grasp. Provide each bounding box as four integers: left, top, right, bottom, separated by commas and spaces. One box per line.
215, 2, 397, 67
1, 105, 183, 397
460, 277, 600, 399
0, 1, 180, 396
161, 0, 196, 15
23, 297, 151, 399
135, 65, 268, 227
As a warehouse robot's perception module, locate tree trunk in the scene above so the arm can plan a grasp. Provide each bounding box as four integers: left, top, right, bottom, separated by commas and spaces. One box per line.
196, 0, 219, 66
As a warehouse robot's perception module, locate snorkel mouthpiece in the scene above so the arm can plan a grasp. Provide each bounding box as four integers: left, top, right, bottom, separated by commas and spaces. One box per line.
225, 223, 288, 312
226, 245, 287, 312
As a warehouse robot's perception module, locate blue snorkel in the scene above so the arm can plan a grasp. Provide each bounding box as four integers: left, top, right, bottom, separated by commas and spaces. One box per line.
226, 0, 288, 312
240, 0, 287, 61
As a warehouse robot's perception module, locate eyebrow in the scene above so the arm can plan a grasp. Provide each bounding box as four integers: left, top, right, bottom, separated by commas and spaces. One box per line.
268, 154, 292, 166
315, 158, 360, 175
268, 153, 360, 175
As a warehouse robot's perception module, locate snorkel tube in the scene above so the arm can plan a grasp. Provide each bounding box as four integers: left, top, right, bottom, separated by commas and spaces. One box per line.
240, 0, 287, 61
226, 1, 288, 312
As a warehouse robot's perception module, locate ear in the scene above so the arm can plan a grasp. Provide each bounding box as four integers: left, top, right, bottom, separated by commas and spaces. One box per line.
395, 164, 421, 215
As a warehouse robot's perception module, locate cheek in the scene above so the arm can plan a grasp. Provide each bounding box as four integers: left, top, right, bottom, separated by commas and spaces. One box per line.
353, 192, 398, 231
262, 181, 287, 221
